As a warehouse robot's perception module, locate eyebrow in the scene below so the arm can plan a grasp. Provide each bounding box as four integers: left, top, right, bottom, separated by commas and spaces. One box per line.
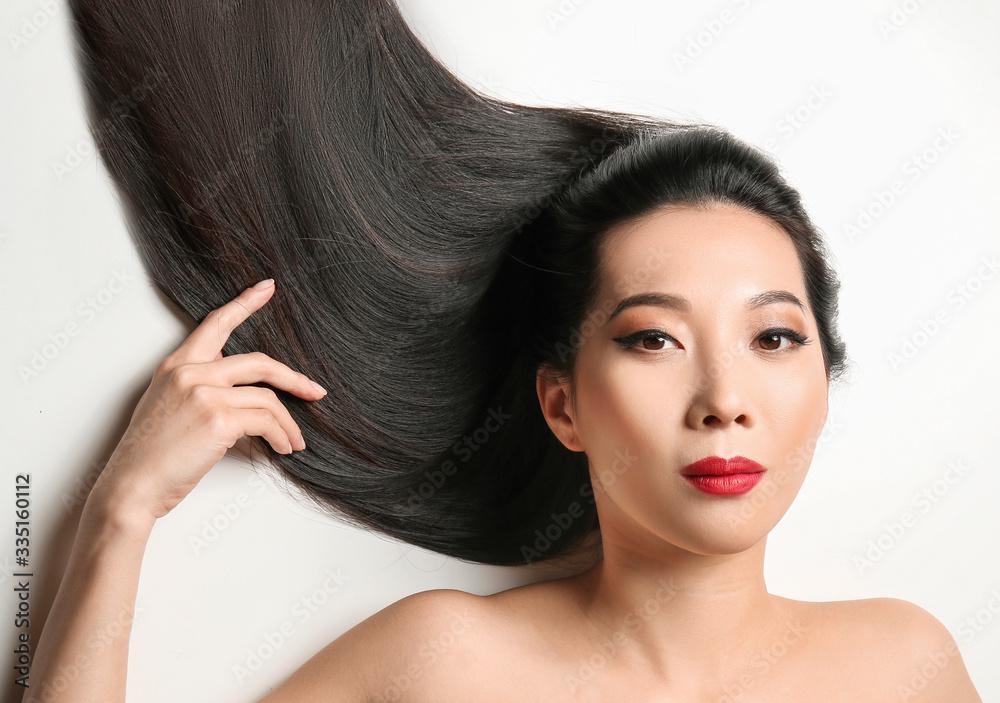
608, 290, 806, 321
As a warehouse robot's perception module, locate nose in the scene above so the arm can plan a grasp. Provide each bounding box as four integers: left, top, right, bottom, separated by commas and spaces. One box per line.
684, 351, 753, 429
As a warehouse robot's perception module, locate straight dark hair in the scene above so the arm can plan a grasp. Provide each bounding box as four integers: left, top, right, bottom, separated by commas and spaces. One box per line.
69, 0, 847, 566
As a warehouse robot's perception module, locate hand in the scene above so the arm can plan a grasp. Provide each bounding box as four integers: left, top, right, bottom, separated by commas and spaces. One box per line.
91, 279, 327, 525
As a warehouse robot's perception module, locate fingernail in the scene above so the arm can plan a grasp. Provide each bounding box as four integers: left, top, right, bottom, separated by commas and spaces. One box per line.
311, 381, 327, 396
252, 278, 275, 291
294, 436, 307, 451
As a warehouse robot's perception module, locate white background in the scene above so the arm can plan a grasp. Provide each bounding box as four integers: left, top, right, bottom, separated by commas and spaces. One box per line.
1, 0, 998, 700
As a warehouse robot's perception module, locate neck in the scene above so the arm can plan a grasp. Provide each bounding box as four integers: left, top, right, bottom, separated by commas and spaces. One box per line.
568, 525, 796, 686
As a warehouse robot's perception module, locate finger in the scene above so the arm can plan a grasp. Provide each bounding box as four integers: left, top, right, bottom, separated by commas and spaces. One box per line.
230, 406, 300, 455
176, 279, 276, 363
223, 385, 307, 451
194, 352, 327, 400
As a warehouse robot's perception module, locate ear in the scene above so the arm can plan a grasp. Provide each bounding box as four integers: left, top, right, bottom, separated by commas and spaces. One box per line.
535, 366, 585, 452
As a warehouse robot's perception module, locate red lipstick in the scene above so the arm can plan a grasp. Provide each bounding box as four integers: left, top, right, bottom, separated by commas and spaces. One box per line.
681, 456, 766, 496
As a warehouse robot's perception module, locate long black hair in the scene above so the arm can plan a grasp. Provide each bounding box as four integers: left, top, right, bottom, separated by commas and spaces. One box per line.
68, 0, 847, 566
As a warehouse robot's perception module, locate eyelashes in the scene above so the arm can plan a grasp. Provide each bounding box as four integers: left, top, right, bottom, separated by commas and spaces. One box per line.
756, 327, 812, 352
611, 327, 812, 353
611, 329, 678, 351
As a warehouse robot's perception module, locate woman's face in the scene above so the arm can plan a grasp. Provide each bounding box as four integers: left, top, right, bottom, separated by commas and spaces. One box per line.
540, 204, 830, 556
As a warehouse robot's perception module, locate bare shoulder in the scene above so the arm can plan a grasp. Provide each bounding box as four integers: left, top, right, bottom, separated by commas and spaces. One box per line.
779, 596, 982, 701
255, 588, 494, 703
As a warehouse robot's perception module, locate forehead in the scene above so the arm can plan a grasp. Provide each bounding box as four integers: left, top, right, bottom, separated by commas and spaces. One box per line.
597, 204, 806, 302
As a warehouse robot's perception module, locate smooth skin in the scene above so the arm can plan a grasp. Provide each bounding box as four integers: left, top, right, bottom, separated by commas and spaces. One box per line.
25, 279, 326, 703
27, 208, 982, 702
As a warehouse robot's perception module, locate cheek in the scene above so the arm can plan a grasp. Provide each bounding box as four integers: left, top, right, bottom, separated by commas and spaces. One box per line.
574, 358, 650, 459
573, 365, 679, 520
766, 364, 829, 469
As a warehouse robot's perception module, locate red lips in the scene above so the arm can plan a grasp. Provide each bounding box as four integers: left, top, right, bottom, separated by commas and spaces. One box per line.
681, 456, 766, 496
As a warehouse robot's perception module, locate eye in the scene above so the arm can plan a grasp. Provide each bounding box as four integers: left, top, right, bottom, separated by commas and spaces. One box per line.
612, 329, 681, 351
755, 327, 811, 352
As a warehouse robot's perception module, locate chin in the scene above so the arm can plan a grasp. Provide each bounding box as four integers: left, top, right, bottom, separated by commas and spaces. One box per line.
658, 507, 787, 556
680, 531, 769, 557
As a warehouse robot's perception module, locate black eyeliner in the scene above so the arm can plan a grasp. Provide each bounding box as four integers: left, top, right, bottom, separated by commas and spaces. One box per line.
611, 329, 675, 349
612, 327, 812, 350
761, 327, 811, 346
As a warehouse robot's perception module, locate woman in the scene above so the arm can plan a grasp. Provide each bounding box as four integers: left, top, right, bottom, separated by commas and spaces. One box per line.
30, 1, 982, 700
